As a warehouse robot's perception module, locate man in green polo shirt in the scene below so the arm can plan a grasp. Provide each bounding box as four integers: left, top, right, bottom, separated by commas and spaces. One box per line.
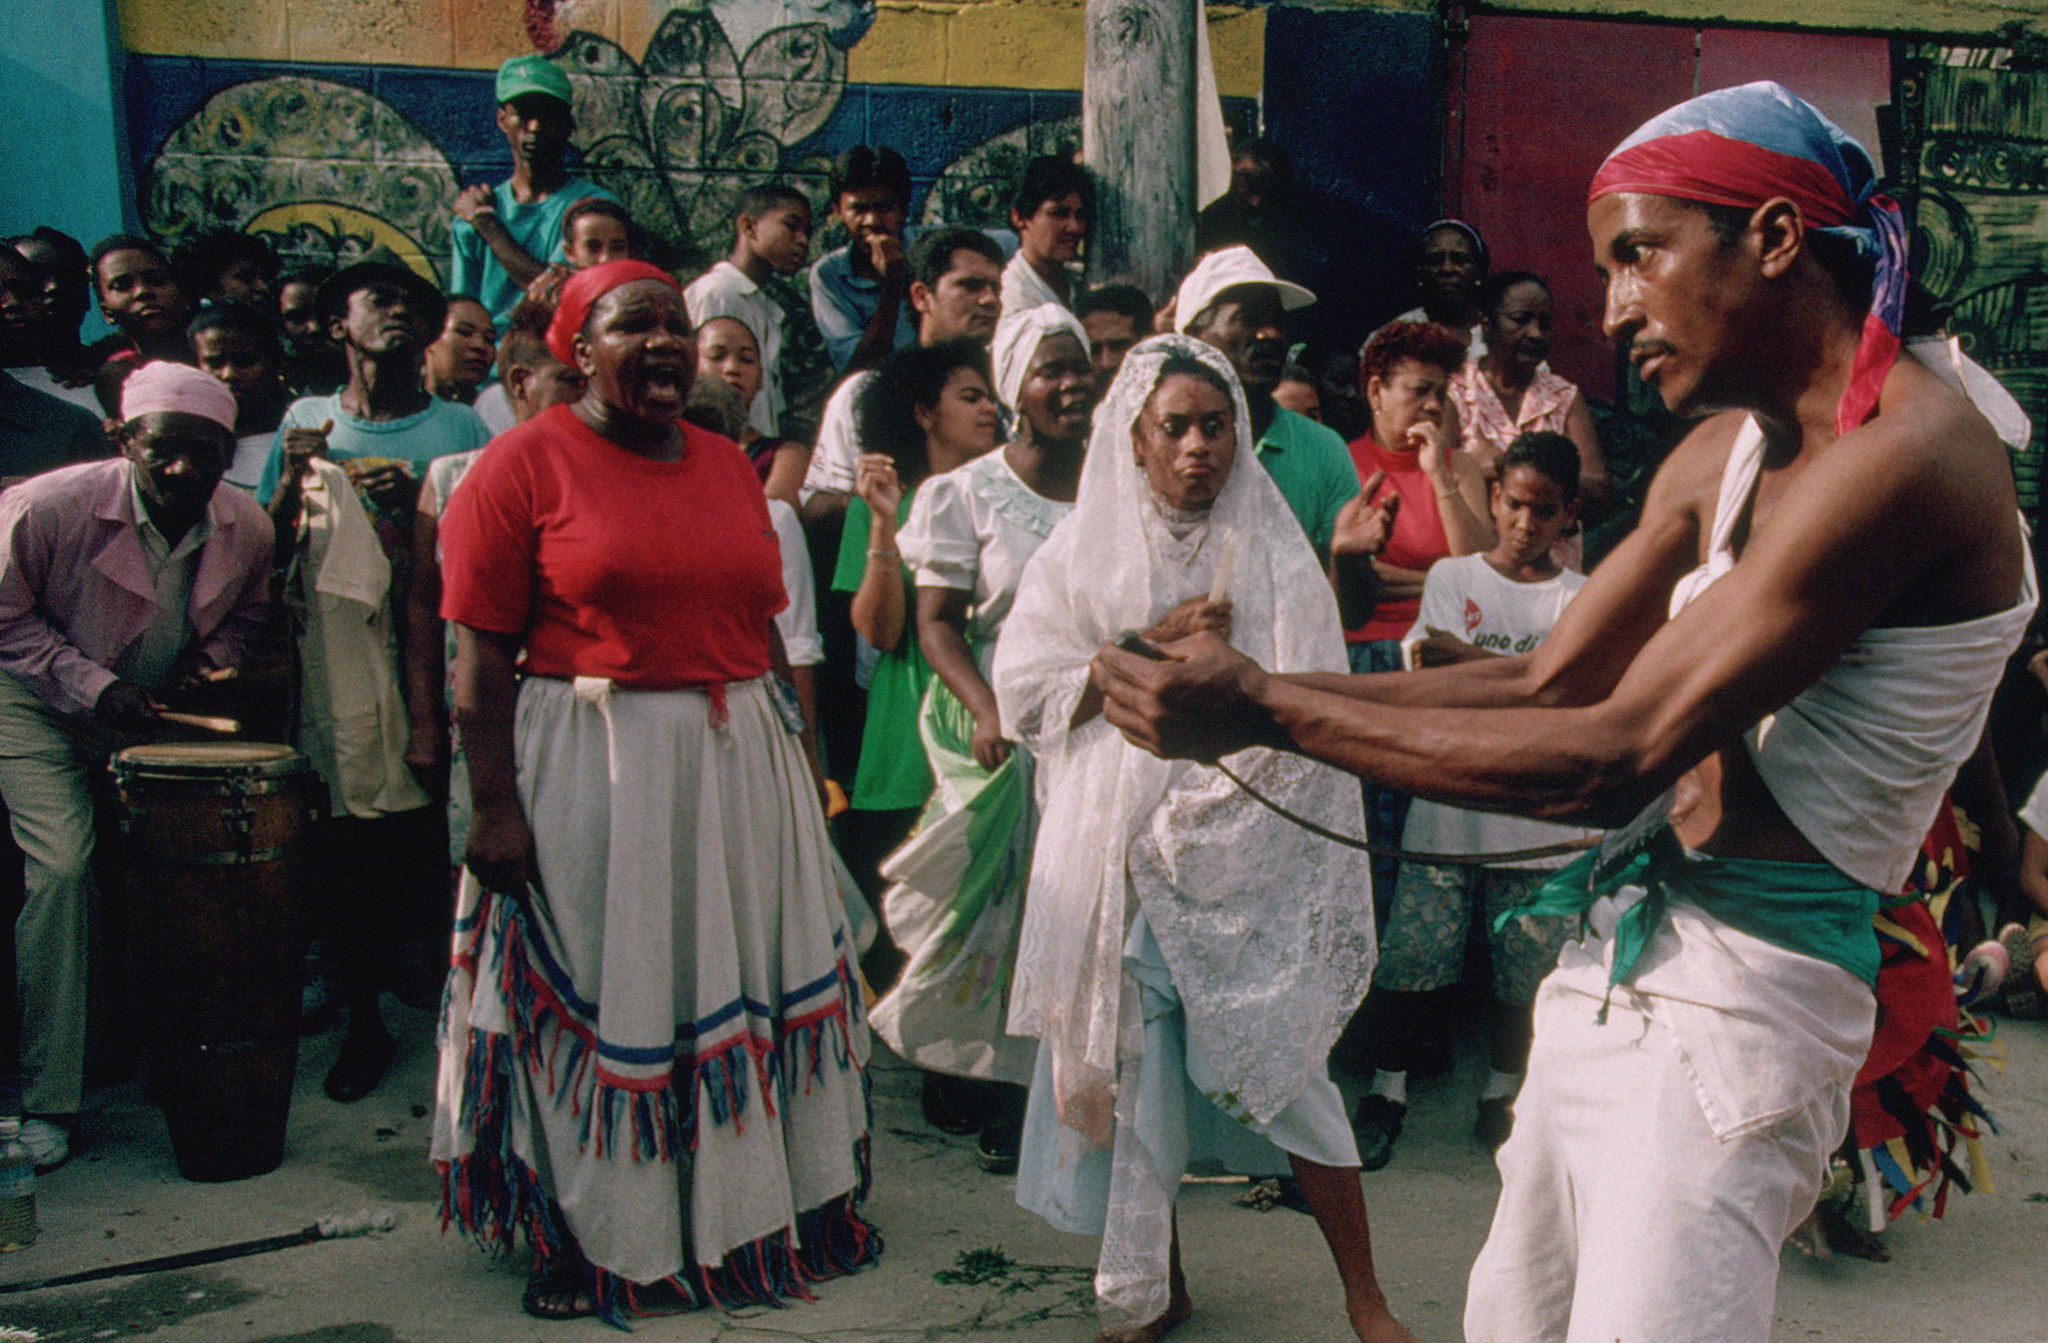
1178, 246, 1387, 627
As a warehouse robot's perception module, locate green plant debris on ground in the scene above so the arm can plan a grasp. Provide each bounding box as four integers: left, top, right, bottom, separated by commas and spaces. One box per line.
936, 1247, 1017, 1286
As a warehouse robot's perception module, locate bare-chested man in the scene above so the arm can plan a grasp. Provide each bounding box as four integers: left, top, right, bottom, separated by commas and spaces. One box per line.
1090, 82, 2034, 1342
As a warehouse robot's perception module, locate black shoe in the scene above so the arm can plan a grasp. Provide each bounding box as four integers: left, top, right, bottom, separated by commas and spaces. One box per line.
1474, 1097, 1515, 1150
324, 1020, 394, 1103
920, 1072, 987, 1136
976, 1109, 1021, 1175
1352, 1094, 1405, 1171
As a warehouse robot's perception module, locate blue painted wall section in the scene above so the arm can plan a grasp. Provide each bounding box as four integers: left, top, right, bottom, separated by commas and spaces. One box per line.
1263, 4, 1442, 350
124, 31, 1260, 431
126, 56, 1248, 270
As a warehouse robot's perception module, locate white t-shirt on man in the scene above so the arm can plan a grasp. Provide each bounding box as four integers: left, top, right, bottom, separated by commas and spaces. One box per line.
797, 370, 873, 504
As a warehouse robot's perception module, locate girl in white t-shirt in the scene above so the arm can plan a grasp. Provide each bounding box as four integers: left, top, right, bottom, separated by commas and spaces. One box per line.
1353, 431, 1597, 1169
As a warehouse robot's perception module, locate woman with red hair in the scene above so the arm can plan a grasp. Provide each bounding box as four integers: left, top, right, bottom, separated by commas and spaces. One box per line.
431, 260, 879, 1321
1343, 321, 1494, 915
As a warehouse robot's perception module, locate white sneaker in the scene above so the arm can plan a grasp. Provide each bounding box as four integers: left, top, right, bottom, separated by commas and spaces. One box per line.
19, 1118, 68, 1172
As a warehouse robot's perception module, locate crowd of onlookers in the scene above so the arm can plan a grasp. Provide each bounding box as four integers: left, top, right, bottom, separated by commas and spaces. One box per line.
2, 50, 2046, 1323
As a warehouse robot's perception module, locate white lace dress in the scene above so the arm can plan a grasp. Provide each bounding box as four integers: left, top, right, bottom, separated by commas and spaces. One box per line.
993, 336, 1377, 1328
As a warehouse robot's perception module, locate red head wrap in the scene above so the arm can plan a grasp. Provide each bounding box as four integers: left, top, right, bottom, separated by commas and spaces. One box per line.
1589, 82, 1907, 437
545, 260, 682, 366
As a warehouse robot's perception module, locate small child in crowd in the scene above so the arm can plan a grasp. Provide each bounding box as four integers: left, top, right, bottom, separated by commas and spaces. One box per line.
1352, 430, 1592, 1168
561, 197, 634, 269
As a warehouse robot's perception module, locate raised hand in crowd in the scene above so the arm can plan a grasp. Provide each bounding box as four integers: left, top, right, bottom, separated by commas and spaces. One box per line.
268, 417, 333, 544
525, 264, 570, 309
1406, 413, 1448, 473
1329, 467, 1397, 629
1407, 414, 1494, 557
1331, 467, 1399, 561
853, 451, 903, 519
349, 460, 420, 514
865, 231, 905, 285
280, 418, 331, 478
452, 184, 498, 225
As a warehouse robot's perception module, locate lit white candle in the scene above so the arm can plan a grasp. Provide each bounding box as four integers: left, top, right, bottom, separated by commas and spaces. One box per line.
1208, 532, 1237, 606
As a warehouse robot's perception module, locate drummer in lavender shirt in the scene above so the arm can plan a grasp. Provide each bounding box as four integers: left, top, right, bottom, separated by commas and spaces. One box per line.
0, 361, 271, 1172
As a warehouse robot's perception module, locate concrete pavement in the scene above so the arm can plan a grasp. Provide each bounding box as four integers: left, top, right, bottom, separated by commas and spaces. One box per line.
3, 998, 2044, 1343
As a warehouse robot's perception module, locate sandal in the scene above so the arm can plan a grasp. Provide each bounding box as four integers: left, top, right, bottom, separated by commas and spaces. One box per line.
523, 1255, 598, 1321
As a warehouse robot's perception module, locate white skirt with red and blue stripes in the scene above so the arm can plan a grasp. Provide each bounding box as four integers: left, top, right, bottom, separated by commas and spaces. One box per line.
432, 674, 879, 1317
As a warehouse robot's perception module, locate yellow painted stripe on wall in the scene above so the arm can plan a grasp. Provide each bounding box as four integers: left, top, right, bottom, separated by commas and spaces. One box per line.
847, 0, 1263, 96
116, 0, 1264, 94
118, 0, 531, 66
1484, 0, 2042, 37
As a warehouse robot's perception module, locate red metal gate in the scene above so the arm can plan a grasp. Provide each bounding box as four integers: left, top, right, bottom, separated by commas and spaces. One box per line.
1447, 14, 1891, 401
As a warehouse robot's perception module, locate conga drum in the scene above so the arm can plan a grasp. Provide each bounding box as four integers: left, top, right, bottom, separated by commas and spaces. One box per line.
112, 743, 313, 1182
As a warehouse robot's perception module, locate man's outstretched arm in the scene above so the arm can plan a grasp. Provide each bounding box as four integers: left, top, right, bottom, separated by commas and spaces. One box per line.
1096, 396, 2013, 828
1281, 413, 1737, 714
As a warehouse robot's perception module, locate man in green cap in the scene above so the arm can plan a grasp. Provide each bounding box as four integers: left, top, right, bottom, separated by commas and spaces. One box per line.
449, 55, 623, 326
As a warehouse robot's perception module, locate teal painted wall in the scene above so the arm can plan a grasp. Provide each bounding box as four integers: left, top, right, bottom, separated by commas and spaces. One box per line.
2, 0, 129, 336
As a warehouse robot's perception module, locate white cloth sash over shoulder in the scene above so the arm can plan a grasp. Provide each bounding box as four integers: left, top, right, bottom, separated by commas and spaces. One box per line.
1669, 339, 2038, 894
294, 458, 429, 818
1580, 344, 2037, 1139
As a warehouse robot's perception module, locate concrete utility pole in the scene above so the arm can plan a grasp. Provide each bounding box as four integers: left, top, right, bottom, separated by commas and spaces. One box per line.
1082, 0, 1198, 304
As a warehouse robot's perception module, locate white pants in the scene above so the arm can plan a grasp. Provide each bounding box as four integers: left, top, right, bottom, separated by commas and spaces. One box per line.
1464, 980, 1845, 1343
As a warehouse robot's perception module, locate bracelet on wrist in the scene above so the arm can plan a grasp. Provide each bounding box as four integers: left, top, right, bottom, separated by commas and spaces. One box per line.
867, 548, 899, 559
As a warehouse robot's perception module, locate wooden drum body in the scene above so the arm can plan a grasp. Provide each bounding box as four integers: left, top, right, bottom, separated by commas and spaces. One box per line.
112, 743, 313, 1182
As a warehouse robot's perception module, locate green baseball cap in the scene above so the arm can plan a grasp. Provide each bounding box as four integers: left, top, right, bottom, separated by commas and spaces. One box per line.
495, 54, 572, 109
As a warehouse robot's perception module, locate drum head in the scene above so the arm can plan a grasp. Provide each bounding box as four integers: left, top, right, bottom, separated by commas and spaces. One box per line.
114, 742, 305, 780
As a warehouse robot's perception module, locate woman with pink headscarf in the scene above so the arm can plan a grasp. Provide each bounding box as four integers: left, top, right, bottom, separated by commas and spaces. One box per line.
431, 261, 878, 1322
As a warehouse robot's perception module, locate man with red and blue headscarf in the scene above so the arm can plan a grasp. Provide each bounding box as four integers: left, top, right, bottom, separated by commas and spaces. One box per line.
1090, 81, 2035, 1342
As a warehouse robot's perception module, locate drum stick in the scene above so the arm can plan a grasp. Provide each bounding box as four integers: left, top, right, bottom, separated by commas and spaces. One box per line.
1208, 533, 1237, 605
0, 1209, 395, 1294
158, 712, 241, 734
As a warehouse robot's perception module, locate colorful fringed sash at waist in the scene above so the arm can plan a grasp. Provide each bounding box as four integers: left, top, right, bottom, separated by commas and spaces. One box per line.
1510, 822, 1880, 1012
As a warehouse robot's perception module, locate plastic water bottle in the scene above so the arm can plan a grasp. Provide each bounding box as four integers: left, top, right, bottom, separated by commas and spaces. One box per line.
0, 1119, 35, 1250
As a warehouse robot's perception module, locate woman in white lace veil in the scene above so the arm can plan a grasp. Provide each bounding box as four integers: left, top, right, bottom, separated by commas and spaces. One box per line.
993, 334, 1413, 1342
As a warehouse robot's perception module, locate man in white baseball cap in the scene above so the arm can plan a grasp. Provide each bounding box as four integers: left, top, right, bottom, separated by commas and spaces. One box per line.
1177, 245, 1389, 630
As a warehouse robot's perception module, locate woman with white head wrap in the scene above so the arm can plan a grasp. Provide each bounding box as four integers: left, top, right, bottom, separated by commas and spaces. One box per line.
875, 302, 1095, 1172
993, 334, 1413, 1342
991, 302, 1090, 415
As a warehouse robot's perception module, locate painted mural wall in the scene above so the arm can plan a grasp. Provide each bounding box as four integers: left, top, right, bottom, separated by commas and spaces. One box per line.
1902, 49, 2048, 511
121, 0, 1268, 280
119, 0, 1295, 425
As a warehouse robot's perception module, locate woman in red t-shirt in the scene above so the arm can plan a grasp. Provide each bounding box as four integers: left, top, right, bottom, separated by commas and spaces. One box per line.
1345, 321, 1494, 929
432, 261, 878, 1321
